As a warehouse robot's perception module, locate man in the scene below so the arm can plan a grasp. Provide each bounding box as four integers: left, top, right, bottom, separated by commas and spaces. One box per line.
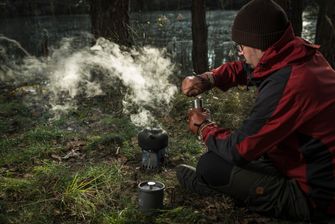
178, 0, 335, 221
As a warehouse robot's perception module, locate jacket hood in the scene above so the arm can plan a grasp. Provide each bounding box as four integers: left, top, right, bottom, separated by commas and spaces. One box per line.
252, 24, 320, 79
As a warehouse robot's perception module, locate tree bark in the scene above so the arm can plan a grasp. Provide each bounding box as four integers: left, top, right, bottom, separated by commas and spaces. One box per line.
192, 0, 208, 74
315, 0, 335, 68
89, 0, 132, 47
274, 0, 303, 36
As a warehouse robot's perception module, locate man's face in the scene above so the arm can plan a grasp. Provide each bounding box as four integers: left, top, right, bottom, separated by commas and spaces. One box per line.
237, 45, 264, 68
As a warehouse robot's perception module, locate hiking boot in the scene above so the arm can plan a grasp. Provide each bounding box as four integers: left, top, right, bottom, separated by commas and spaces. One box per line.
176, 164, 219, 196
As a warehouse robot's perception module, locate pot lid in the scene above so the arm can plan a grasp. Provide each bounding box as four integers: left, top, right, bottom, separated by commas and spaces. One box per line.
138, 181, 165, 191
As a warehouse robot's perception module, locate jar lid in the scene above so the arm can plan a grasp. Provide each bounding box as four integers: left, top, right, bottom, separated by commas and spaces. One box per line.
138, 181, 165, 192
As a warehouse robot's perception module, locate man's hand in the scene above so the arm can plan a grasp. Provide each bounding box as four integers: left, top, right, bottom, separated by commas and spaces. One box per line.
188, 108, 211, 135
181, 72, 214, 97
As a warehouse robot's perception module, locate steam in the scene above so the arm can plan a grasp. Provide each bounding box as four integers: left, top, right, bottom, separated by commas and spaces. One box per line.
1, 36, 178, 127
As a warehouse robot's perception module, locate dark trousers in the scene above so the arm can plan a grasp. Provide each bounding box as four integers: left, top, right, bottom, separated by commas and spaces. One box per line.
196, 151, 311, 221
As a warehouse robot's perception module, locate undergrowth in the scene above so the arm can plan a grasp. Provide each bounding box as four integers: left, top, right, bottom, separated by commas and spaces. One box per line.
0, 86, 301, 224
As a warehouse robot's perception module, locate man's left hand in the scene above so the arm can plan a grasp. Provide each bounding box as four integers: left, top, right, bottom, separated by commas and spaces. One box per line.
188, 108, 210, 135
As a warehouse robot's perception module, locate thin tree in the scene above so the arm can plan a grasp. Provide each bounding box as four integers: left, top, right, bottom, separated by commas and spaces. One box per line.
274, 0, 303, 36
89, 0, 133, 47
192, 0, 208, 74
288, 0, 303, 37
315, 0, 335, 68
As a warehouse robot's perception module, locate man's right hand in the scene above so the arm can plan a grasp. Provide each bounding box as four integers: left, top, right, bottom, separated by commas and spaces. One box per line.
181, 72, 214, 97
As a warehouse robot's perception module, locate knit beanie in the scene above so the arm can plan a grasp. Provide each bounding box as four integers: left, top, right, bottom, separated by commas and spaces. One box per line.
232, 0, 289, 50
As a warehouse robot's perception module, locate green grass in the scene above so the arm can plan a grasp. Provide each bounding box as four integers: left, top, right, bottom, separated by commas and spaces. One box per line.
0, 99, 30, 116
204, 88, 256, 129
155, 207, 203, 224
0, 176, 33, 193
98, 208, 142, 224
85, 134, 124, 151
0, 99, 34, 135
24, 126, 65, 143
0, 87, 301, 224
0, 125, 70, 167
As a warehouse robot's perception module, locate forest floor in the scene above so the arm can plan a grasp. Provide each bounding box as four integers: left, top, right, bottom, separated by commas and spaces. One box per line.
0, 83, 304, 224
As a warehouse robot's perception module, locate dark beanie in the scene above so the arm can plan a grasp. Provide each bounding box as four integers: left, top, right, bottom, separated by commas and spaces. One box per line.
232, 0, 289, 50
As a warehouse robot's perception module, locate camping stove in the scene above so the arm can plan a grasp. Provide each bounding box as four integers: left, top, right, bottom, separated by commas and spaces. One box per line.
138, 127, 168, 169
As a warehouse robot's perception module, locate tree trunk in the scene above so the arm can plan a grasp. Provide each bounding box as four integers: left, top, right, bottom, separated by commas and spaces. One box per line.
89, 0, 132, 47
192, 0, 208, 74
315, 0, 335, 68
288, 0, 303, 37
274, 0, 303, 36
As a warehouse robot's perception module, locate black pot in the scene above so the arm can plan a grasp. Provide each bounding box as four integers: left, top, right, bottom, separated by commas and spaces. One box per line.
138, 181, 165, 214
138, 127, 168, 152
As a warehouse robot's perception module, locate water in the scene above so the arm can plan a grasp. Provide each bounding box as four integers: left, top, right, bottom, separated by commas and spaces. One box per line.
0, 15, 91, 55
131, 11, 238, 73
0, 10, 317, 74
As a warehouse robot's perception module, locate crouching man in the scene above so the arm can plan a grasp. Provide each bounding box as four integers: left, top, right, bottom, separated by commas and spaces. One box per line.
177, 0, 335, 222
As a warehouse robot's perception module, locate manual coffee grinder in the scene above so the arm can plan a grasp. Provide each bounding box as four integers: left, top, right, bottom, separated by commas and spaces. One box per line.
193, 97, 203, 109
138, 127, 168, 169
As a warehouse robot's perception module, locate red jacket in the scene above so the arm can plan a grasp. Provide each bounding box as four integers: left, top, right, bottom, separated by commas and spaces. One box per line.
201, 25, 335, 215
